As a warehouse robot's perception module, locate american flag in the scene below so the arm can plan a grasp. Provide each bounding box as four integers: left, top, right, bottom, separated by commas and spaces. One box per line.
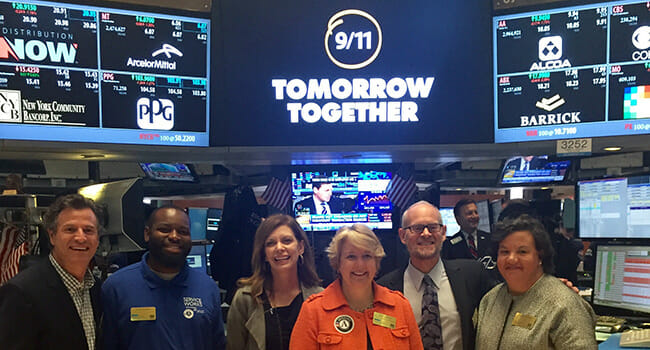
0, 225, 29, 285
386, 175, 417, 209
261, 177, 292, 209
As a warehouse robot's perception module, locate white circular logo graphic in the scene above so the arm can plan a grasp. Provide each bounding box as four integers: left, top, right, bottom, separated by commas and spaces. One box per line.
333, 314, 354, 334
183, 309, 194, 319
633, 26, 650, 50
324, 9, 382, 70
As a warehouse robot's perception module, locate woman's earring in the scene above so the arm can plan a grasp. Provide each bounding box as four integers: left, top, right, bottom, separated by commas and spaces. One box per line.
299, 253, 304, 264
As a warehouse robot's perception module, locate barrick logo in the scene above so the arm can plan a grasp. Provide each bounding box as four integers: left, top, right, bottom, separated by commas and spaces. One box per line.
530, 36, 571, 71
0, 37, 77, 63
631, 26, 650, 61
520, 94, 581, 126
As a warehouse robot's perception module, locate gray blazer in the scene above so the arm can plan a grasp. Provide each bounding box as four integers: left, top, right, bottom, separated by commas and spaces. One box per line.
226, 283, 323, 350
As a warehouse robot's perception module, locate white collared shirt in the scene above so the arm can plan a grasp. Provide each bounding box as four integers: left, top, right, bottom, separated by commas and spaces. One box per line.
312, 197, 330, 214
404, 260, 463, 350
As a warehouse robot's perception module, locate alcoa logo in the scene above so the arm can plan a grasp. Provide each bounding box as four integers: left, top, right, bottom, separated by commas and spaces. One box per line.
631, 26, 650, 61
530, 36, 570, 71
0, 37, 77, 63
539, 36, 562, 61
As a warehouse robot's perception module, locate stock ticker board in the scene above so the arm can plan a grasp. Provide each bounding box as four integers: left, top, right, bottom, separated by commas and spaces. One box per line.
494, 1, 650, 142
0, 0, 210, 146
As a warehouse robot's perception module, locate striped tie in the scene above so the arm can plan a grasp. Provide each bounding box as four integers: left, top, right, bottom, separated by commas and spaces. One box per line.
420, 275, 443, 349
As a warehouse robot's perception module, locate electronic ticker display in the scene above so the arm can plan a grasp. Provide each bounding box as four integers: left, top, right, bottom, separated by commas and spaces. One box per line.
494, 0, 650, 142
0, 0, 210, 146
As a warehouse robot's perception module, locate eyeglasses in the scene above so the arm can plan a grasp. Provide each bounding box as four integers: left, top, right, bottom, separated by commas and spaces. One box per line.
405, 223, 444, 234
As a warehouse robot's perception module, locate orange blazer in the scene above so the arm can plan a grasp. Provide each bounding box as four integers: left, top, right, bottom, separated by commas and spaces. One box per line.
289, 279, 423, 350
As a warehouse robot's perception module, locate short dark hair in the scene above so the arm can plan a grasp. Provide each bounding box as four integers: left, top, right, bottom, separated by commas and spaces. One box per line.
146, 205, 187, 228
44, 194, 104, 234
492, 214, 555, 274
311, 181, 330, 190
453, 198, 476, 218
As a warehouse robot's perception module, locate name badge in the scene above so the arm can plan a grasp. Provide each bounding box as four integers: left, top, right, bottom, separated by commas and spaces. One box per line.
372, 312, 396, 329
131, 307, 156, 321
450, 236, 463, 245
512, 312, 536, 329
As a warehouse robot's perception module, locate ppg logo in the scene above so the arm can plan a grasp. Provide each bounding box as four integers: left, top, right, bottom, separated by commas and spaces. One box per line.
136, 97, 174, 130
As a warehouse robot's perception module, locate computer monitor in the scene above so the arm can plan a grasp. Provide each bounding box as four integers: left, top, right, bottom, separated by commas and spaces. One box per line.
186, 244, 209, 275
593, 245, 650, 316
439, 208, 460, 237
578, 174, 650, 239
476, 200, 491, 233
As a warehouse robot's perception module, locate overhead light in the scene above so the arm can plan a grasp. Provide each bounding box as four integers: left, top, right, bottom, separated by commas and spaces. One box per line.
541, 187, 550, 190
81, 154, 105, 159
455, 188, 462, 191
603, 146, 622, 152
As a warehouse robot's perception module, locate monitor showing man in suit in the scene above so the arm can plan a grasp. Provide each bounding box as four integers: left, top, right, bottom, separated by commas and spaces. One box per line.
294, 180, 345, 215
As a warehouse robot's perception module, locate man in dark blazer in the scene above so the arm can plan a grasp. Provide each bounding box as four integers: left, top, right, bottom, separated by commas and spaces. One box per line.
0, 194, 103, 350
442, 199, 492, 261
377, 201, 495, 350
294, 181, 346, 215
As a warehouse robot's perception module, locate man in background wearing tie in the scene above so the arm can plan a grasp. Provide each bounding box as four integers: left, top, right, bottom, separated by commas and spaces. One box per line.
294, 180, 345, 215
378, 201, 494, 350
442, 199, 491, 261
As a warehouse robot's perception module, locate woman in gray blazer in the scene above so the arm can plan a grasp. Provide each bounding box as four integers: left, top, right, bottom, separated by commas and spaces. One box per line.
227, 214, 322, 350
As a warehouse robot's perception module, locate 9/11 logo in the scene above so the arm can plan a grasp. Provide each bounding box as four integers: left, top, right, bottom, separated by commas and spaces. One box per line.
137, 97, 174, 130
324, 9, 382, 70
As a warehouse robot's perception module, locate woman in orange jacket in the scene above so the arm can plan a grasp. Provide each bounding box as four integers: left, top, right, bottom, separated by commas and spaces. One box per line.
289, 224, 423, 350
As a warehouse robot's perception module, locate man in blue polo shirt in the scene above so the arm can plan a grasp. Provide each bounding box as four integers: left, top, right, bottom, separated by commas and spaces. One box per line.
102, 205, 226, 350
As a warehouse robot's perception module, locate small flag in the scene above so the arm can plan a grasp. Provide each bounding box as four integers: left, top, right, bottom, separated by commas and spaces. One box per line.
0, 226, 30, 285
261, 177, 291, 209
386, 175, 417, 209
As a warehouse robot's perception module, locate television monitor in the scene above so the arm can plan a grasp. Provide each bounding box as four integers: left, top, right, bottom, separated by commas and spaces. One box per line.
494, 1, 650, 143
78, 178, 145, 255
0, 0, 210, 146
592, 244, 650, 315
139, 163, 198, 182
206, 208, 222, 232
490, 199, 503, 226
187, 244, 209, 275
578, 174, 650, 239
439, 207, 460, 237
499, 155, 571, 185
292, 170, 392, 231
213, 0, 493, 146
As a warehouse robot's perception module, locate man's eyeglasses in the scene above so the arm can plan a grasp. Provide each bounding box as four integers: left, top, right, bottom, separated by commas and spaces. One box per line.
405, 223, 444, 234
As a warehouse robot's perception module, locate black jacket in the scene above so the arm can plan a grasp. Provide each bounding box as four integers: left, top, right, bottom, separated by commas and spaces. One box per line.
0, 258, 102, 350
376, 259, 495, 350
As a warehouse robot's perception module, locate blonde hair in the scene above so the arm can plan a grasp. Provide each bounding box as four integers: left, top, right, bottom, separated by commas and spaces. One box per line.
326, 224, 386, 273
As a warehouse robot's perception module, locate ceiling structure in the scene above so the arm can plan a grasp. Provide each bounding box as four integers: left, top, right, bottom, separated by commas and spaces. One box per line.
2, 134, 649, 197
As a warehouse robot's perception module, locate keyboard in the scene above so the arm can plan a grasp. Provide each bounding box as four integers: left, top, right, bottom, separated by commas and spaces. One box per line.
620, 329, 650, 348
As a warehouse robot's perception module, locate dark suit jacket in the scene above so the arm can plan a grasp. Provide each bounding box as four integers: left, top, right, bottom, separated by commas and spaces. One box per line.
441, 229, 492, 260
294, 196, 346, 214
0, 258, 102, 350
376, 259, 495, 350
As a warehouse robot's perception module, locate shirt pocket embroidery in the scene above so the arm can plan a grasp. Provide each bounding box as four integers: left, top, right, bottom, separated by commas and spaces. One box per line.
317, 332, 343, 345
